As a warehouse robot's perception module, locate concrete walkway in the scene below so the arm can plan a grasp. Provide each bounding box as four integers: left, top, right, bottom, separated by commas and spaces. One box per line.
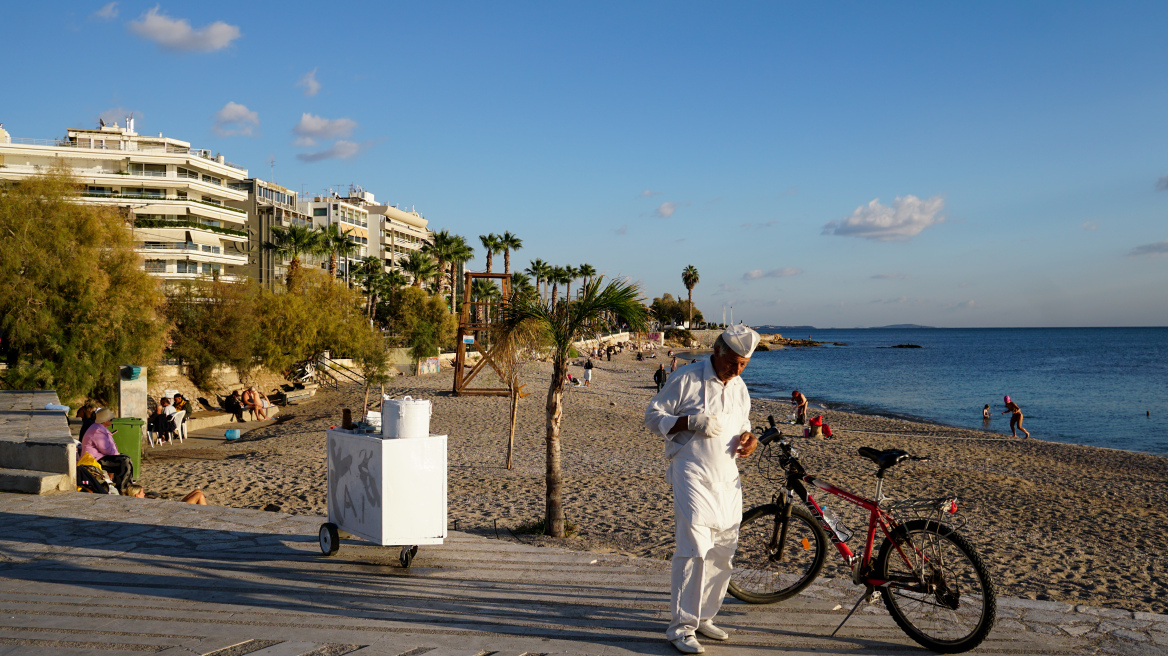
0, 493, 1164, 656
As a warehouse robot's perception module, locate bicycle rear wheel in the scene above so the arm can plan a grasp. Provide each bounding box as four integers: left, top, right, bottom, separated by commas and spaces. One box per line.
876, 520, 996, 653
728, 503, 827, 604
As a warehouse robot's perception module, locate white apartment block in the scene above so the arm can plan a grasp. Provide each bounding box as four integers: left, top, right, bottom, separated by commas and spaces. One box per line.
368, 203, 431, 272
299, 191, 371, 279
228, 179, 313, 290
0, 119, 249, 283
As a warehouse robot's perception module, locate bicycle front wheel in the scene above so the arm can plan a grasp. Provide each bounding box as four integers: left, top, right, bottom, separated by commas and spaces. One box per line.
728, 503, 827, 604
876, 520, 996, 653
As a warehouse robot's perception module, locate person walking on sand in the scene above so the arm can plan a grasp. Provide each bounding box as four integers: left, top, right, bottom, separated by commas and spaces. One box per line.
1001, 395, 1030, 438
792, 390, 808, 425
654, 364, 668, 392
645, 325, 761, 654
583, 358, 594, 387
671, 356, 679, 373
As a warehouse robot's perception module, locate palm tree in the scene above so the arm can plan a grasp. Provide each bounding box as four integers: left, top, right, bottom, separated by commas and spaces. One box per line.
423, 229, 456, 299
499, 276, 647, 537
317, 223, 359, 282
447, 234, 475, 312
526, 259, 550, 304
263, 225, 322, 292
499, 231, 523, 275
563, 265, 580, 302
402, 251, 437, 288
357, 256, 384, 320
578, 263, 596, 290
479, 233, 503, 273
681, 264, 700, 328
510, 271, 537, 302
549, 266, 567, 307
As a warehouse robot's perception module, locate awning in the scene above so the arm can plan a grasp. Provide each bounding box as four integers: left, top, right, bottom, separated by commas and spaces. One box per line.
133, 227, 188, 241
185, 230, 223, 247
133, 203, 188, 216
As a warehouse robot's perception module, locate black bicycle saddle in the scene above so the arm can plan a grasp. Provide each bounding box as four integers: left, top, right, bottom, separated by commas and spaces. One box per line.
858, 447, 911, 471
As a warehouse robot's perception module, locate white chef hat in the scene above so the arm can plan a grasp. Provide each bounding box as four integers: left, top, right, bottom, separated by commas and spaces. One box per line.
721, 324, 761, 358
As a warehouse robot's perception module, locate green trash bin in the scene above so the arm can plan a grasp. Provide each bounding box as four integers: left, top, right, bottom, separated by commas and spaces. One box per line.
109, 418, 145, 480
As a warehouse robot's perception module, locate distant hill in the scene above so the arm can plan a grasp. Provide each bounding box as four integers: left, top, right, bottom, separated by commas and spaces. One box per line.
754, 325, 817, 333
869, 324, 936, 329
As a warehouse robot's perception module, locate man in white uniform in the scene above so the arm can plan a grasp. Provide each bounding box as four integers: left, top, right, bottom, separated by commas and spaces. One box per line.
644, 325, 761, 653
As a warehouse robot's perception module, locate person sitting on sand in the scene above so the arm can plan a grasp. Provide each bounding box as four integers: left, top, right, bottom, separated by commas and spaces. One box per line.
792, 390, 809, 425
125, 483, 207, 505
1001, 395, 1030, 438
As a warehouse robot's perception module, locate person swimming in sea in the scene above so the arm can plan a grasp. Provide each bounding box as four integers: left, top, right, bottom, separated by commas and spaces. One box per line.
1001, 395, 1030, 438
983, 404, 991, 420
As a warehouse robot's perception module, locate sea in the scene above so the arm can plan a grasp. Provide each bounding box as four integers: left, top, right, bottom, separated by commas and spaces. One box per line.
739, 327, 1168, 457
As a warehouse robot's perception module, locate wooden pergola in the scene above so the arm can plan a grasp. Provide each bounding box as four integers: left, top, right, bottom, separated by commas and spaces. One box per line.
452, 272, 512, 396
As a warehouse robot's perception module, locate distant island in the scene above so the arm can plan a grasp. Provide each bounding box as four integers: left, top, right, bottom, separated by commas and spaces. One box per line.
754, 324, 936, 331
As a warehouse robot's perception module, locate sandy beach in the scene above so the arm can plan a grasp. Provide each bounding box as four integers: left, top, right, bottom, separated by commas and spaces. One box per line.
144, 348, 1168, 614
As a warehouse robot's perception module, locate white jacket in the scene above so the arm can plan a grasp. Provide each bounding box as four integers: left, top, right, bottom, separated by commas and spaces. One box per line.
645, 359, 751, 550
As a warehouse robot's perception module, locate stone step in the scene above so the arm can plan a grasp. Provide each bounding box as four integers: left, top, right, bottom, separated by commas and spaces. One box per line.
0, 468, 72, 494
185, 406, 280, 432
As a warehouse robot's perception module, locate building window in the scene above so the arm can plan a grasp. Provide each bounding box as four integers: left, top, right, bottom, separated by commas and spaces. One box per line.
202, 263, 221, 276
144, 260, 167, 273
177, 261, 198, 274
201, 245, 221, 254
313, 208, 327, 217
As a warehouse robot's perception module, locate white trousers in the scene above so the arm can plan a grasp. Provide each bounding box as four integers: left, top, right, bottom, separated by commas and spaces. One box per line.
667, 525, 738, 640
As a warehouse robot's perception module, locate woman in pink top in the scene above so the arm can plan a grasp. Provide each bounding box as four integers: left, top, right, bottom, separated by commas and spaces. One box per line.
81, 409, 133, 492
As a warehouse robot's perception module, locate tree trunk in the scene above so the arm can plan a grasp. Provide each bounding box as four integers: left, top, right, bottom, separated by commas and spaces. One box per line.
329, 253, 337, 278
544, 358, 567, 537
287, 256, 301, 292
504, 250, 511, 275
486, 253, 493, 273
508, 382, 518, 470
687, 288, 693, 328
551, 283, 558, 308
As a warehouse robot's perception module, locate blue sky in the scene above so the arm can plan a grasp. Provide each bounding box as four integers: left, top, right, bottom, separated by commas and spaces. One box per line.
5, 2, 1168, 327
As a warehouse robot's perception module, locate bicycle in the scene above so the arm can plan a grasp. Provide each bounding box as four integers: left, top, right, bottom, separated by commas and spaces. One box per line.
728, 416, 996, 653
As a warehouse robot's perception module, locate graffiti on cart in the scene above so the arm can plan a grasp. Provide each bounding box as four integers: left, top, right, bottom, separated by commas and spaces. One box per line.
329, 438, 381, 528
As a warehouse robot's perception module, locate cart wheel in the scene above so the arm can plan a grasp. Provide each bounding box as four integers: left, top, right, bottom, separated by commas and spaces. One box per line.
319, 523, 340, 556
399, 545, 418, 568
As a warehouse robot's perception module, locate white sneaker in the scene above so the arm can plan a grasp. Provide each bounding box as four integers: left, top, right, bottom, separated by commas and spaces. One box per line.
670, 634, 705, 654
697, 620, 729, 641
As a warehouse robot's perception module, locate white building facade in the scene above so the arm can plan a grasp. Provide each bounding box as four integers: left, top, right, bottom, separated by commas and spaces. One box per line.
0, 119, 249, 283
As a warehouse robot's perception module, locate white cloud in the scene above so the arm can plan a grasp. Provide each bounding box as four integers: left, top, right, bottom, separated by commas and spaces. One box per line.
1081, 221, 1098, 231
296, 140, 363, 163
98, 107, 143, 126
822, 195, 946, 241
640, 189, 661, 197
94, 2, 118, 19
296, 68, 321, 97
655, 201, 679, 218
1157, 175, 1168, 192
1129, 240, 1168, 258
614, 225, 628, 235
871, 272, 909, 280
294, 113, 357, 140
211, 102, 259, 137
871, 296, 909, 305
716, 284, 739, 294
743, 267, 803, 281
293, 136, 317, 148
129, 7, 241, 53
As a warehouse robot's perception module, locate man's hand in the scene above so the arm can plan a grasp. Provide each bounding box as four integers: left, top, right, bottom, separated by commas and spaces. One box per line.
689, 413, 725, 439
735, 432, 758, 458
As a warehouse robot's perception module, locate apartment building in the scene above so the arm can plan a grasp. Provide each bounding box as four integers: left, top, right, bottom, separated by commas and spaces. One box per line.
228, 179, 312, 290
0, 118, 249, 282
299, 191, 371, 280
367, 202, 431, 272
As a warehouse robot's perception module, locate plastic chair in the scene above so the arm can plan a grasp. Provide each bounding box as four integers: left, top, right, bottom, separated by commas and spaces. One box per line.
172, 410, 186, 443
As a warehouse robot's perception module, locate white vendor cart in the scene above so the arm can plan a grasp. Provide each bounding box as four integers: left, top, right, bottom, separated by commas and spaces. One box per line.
318, 428, 447, 567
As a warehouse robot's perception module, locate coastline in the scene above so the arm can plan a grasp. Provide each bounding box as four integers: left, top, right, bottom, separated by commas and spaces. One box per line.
144, 346, 1168, 614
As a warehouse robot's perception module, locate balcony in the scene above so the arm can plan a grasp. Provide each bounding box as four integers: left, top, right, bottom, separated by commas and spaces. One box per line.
82, 192, 246, 215
6, 137, 247, 173
133, 217, 247, 238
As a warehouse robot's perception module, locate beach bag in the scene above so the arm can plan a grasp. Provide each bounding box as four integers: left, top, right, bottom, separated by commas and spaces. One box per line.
76, 454, 111, 494
823, 423, 833, 438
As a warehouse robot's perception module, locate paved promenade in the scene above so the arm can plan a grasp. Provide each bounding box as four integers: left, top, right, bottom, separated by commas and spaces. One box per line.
0, 493, 1164, 656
